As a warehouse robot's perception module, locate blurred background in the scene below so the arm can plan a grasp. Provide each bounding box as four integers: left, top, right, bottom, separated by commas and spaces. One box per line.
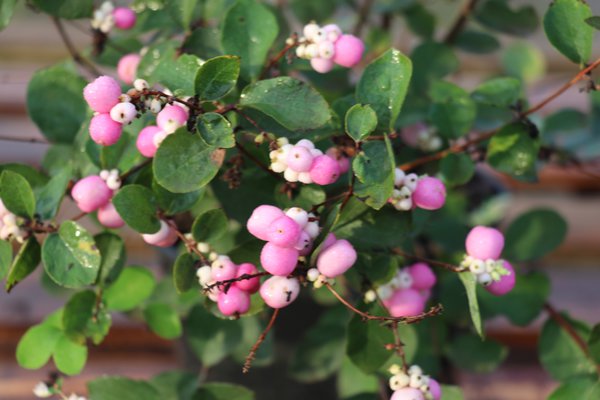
0, 1, 599, 399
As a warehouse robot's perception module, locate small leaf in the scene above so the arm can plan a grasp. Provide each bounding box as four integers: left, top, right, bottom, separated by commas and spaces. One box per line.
104, 266, 156, 311
42, 232, 99, 289
440, 153, 475, 186
195, 55, 240, 100
173, 253, 197, 294
410, 42, 458, 92
487, 121, 540, 181
458, 272, 483, 338
192, 383, 254, 400
475, 0, 538, 36
144, 303, 182, 340
0, 170, 35, 218
345, 104, 378, 141
95, 232, 126, 285
337, 357, 379, 399
446, 333, 507, 372
53, 334, 87, 375
455, 30, 500, 54
428, 81, 476, 139
16, 323, 61, 369
150, 371, 198, 400
191, 209, 228, 244
88, 377, 161, 400
197, 113, 235, 148
0, 0, 17, 30
544, 0, 594, 64
58, 221, 101, 272
62, 290, 96, 343
152, 179, 204, 216
0, 239, 11, 280
471, 77, 522, 108
352, 139, 396, 210
30, 0, 93, 19
501, 42, 545, 83
35, 166, 72, 220
585, 16, 600, 30
6, 237, 41, 292
112, 185, 161, 234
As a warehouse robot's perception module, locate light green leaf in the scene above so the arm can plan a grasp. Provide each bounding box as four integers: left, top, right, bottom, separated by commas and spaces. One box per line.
104, 266, 156, 311
53, 334, 87, 375
95, 232, 126, 285
487, 121, 540, 181
144, 303, 182, 339
195, 55, 240, 100
88, 377, 161, 400
0, 0, 17, 30
0, 239, 11, 280
458, 272, 483, 338
16, 323, 62, 369
62, 290, 96, 343
345, 104, 378, 141
504, 209, 567, 261
58, 221, 101, 271
501, 42, 545, 83
544, 0, 593, 64
42, 232, 99, 289
0, 170, 35, 218
472, 77, 522, 108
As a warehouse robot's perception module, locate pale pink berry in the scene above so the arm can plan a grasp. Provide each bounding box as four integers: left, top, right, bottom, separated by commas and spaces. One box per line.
83, 75, 122, 113
322, 24, 342, 42
412, 177, 446, 210
259, 276, 300, 309
384, 289, 426, 318
408, 263, 436, 290
89, 113, 123, 146
465, 226, 505, 260
110, 102, 137, 124
0, 199, 8, 218
310, 57, 335, 73
247, 205, 285, 241
113, 7, 136, 30
142, 220, 177, 247
321, 233, 337, 251
309, 155, 340, 185
295, 231, 313, 256
211, 257, 238, 281
286, 145, 314, 172
97, 202, 124, 229
333, 34, 364, 68
485, 261, 516, 296
71, 175, 113, 213
316, 239, 357, 278
326, 147, 350, 174
267, 215, 301, 248
260, 242, 299, 276
296, 139, 315, 149
117, 54, 141, 85
234, 263, 260, 293
217, 286, 250, 316
429, 378, 442, 400
156, 104, 188, 134
136, 125, 162, 157
390, 388, 425, 400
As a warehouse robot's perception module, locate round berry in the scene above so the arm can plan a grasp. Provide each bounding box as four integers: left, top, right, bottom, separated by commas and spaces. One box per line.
333, 34, 364, 68
110, 102, 137, 124
89, 113, 123, 146
259, 276, 300, 309
211, 256, 238, 281
310, 57, 335, 73
384, 289, 426, 318
156, 104, 188, 134
318, 41, 335, 59
485, 261, 516, 296
217, 286, 251, 316
247, 205, 285, 241
267, 215, 302, 248
412, 177, 446, 210
285, 207, 309, 228
286, 145, 314, 172
303, 23, 320, 41
83, 75, 121, 113
408, 263, 436, 290
136, 125, 162, 157
390, 388, 425, 400
326, 147, 350, 174
429, 378, 442, 400
296, 139, 315, 149
465, 226, 505, 260
322, 24, 342, 42
295, 231, 313, 255
309, 155, 340, 185
113, 7, 136, 30
316, 239, 357, 278
234, 263, 261, 293
321, 232, 337, 250
117, 53, 141, 85
97, 202, 124, 229
71, 175, 113, 213
260, 242, 299, 276
142, 220, 177, 247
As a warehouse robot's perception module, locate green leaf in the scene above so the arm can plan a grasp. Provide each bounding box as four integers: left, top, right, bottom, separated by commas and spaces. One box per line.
539, 314, 597, 380
410, 42, 459, 92
0, 239, 11, 280
586, 16, 600, 30
544, 0, 593, 64
240, 77, 331, 130
352, 139, 395, 210
487, 121, 540, 181
504, 208, 567, 261
440, 153, 475, 186
458, 272, 483, 338
0, 170, 35, 218
88, 377, 161, 400
0, 0, 17, 30
403, 4, 435, 39
26, 64, 87, 143
144, 303, 183, 339
173, 253, 198, 294
31, 0, 93, 19
191, 209, 228, 244
112, 184, 161, 233
197, 113, 235, 148
35, 166, 71, 220
152, 179, 204, 216
16, 323, 61, 369
356, 48, 412, 130
53, 334, 87, 375
154, 131, 223, 193
455, 30, 500, 54
104, 266, 156, 311
588, 324, 600, 365
290, 0, 336, 23
337, 357, 379, 399
63, 290, 96, 343
549, 377, 600, 400
446, 333, 507, 372
475, 0, 538, 36
345, 104, 378, 141
195, 55, 240, 100
440, 385, 466, 400
346, 304, 394, 374
6, 237, 41, 292
150, 371, 198, 400
428, 81, 476, 139
178, 0, 200, 31
58, 220, 101, 270
472, 77, 522, 108
290, 307, 348, 382
42, 232, 100, 289
193, 383, 254, 400
501, 42, 545, 83
221, 0, 278, 81
95, 232, 126, 285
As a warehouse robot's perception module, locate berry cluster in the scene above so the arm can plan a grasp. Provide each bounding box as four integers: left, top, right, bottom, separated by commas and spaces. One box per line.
71, 170, 123, 228
401, 123, 443, 153
461, 226, 515, 295
0, 199, 27, 243
91, 1, 136, 33
388, 365, 441, 400
269, 138, 348, 185
295, 22, 365, 73
389, 169, 446, 211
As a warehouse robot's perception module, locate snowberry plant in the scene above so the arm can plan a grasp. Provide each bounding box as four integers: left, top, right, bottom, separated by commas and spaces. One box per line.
1, 0, 599, 399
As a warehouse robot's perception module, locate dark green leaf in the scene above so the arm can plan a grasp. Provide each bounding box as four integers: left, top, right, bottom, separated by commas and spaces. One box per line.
144, 303, 182, 339
0, 239, 11, 280
88, 377, 161, 400
588, 324, 600, 364
0, 170, 35, 218
440, 153, 475, 186
446, 333, 507, 372
16, 323, 61, 369
549, 377, 600, 400
112, 184, 161, 233
458, 272, 483, 338
290, 0, 337, 23
585, 16, 600, 30
31, 0, 93, 19
544, 0, 593, 64
6, 237, 41, 292
345, 104, 378, 141
193, 383, 254, 400
337, 357, 379, 399
195, 55, 240, 100
152, 179, 204, 216
191, 209, 228, 244
472, 77, 522, 108
104, 266, 156, 311
410, 42, 458, 92
95, 232, 126, 285
352, 139, 395, 210
501, 42, 545, 83
173, 253, 198, 294
487, 121, 540, 181
150, 371, 198, 400
455, 30, 500, 54
403, 4, 435, 39
0, 0, 17, 30
197, 113, 235, 148
475, 0, 538, 36
63, 290, 96, 343
53, 334, 87, 375
428, 81, 476, 139
35, 166, 71, 220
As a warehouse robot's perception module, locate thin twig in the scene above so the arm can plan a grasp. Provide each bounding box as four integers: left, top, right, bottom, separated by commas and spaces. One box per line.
353, 0, 375, 36
51, 17, 102, 77
165, 219, 208, 264
259, 34, 299, 80
443, 0, 479, 44
390, 322, 408, 371
0, 136, 49, 144
243, 308, 280, 373
235, 141, 284, 181
119, 159, 152, 182
203, 272, 269, 293
391, 248, 463, 272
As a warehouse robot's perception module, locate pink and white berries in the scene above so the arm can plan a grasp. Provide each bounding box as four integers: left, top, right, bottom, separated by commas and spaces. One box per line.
260, 242, 299, 276
310, 155, 341, 185
117, 54, 141, 85
142, 220, 178, 247
259, 276, 300, 309
0, 199, 27, 243
136, 125, 164, 158
113, 7, 136, 30
89, 113, 123, 146
71, 175, 113, 213
83, 76, 122, 113
388, 364, 440, 400
247, 205, 285, 242
389, 168, 446, 212
217, 286, 251, 316
384, 289, 425, 318
156, 104, 188, 134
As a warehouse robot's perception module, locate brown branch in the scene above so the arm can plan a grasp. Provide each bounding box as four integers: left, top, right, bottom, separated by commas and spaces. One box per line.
259, 34, 299, 80
235, 141, 284, 181
390, 321, 409, 371
353, 0, 375, 36
138, 89, 201, 113
443, 0, 479, 44
243, 308, 280, 373
339, 173, 356, 211
165, 219, 208, 264
0, 136, 49, 144
203, 272, 269, 294
51, 17, 102, 77
391, 248, 464, 272
119, 159, 152, 182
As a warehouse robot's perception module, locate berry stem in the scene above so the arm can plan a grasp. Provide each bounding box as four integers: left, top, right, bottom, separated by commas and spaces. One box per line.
235, 141, 285, 181
391, 321, 409, 372
243, 308, 280, 373
165, 219, 209, 264
51, 17, 102, 77
391, 248, 464, 272
259, 34, 299, 80
443, 0, 479, 44
353, 0, 375, 36
203, 272, 269, 294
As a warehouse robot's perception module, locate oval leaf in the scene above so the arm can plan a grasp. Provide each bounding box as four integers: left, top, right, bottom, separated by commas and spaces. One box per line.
112, 184, 161, 234
195, 55, 240, 100
544, 0, 593, 64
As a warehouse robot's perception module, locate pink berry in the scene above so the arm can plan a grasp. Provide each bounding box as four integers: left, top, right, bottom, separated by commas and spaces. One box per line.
485, 261, 516, 296
117, 54, 141, 85
384, 289, 426, 318
211, 257, 238, 281
156, 104, 188, 134
286, 145, 314, 172
465, 226, 505, 260
295, 231, 313, 256
83, 75, 122, 113
247, 205, 285, 241
267, 215, 302, 248
309, 155, 340, 185
333, 34, 364, 68
136, 125, 162, 157
321, 233, 337, 250
390, 388, 425, 400
412, 177, 446, 210
326, 147, 350, 174
310, 57, 335, 73
217, 286, 251, 316
322, 24, 342, 42
89, 113, 123, 146
260, 242, 299, 276
259, 276, 300, 309
234, 263, 260, 293
97, 202, 124, 228
142, 220, 177, 247
71, 175, 113, 213
429, 378, 442, 400
408, 263, 436, 290
316, 239, 357, 278
113, 7, 136, 30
